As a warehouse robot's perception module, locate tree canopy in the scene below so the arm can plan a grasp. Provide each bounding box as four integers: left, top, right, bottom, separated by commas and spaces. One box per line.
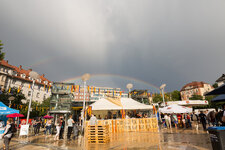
0, 40, 5, 60
189, 94, 203, 100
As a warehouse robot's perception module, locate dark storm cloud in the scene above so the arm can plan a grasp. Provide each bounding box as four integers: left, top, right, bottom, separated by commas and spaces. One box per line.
0, 0, 225, 91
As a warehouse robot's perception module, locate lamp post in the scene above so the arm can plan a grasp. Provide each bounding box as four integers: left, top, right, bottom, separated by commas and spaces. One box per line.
8, 96, 15, 107
26, 71, 39, 125
160, 84, 166, 107
126, 83, 133, 98
81, 73, 90, 133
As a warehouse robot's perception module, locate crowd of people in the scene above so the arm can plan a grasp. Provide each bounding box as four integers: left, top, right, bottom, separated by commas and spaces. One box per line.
160, 105, 225, 131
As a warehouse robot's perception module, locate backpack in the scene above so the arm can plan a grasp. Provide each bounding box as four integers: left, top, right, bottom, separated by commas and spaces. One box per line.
192, 114, 198, 121
11, 123, 17, 133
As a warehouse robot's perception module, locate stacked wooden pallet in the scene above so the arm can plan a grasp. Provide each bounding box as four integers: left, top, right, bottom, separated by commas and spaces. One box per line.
87, 125, 110, 144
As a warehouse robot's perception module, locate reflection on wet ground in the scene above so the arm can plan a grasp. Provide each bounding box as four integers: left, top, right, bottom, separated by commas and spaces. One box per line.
0, 128, 212, 150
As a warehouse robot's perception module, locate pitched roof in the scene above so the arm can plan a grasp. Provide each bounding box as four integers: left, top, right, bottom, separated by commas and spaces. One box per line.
181, 81, 209, 91
216, 74, 225, 83
0, 60, 15, 69
0, 60, 52, 86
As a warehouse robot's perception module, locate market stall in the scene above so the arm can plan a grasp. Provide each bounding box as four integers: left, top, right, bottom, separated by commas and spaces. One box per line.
0, 102, 19, 139
90, 97, 153, 119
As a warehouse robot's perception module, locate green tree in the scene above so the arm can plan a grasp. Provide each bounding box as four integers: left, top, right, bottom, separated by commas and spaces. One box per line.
153, 94, 163, 103
170, 90, 181, 101
189, 94, 203, 100
212, 83, 218, 89
0, 40, 5, 60
0, 87, 25, 106
39, 97, 51, 116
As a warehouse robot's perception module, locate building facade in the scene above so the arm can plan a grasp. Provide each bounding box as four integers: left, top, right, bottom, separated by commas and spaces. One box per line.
0, 60, 52, 103
180, 81, 213, 100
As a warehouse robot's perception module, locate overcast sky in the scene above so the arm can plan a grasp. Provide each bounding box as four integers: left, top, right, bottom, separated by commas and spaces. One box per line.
0, 0, 225, 92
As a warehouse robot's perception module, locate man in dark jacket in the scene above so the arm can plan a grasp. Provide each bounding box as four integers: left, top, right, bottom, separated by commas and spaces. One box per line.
199, 111, 207, 130
59, 117, 65, 139
217, 104, 225, 126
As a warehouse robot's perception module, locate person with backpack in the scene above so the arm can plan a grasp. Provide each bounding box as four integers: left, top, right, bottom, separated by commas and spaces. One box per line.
2, 118, 16, 150
192, 112, 199, 130
199, 111, 207, 130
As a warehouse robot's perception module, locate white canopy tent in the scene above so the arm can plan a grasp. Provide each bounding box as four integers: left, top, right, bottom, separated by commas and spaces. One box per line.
90, 98, 153, 110
159, 104, 192, 114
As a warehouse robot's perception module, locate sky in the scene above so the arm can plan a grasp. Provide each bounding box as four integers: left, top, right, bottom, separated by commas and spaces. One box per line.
0, 0, 225, 92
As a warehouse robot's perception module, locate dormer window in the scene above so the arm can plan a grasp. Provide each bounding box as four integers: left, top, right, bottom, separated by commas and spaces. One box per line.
44, 81, 48, 84
21, 74, 26, 78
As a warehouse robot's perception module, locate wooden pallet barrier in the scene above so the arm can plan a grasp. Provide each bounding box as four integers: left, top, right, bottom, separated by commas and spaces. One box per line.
87, 125, 110, 144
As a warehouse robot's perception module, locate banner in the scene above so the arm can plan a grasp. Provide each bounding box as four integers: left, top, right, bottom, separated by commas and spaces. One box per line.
19, 125, 29, 136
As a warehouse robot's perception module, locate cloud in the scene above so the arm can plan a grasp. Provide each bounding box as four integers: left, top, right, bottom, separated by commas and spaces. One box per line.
0, 0, 225, 91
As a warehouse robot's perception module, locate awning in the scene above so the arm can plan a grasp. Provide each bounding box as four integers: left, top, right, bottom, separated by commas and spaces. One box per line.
211, 94, 225, 102
159, 104, 192, 114
205, 84, 225, 96
0, 102, 19, 116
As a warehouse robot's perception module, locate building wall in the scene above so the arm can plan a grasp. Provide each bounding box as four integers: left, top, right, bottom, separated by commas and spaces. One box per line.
0, 62, 51, 103
180, 83, 213, 100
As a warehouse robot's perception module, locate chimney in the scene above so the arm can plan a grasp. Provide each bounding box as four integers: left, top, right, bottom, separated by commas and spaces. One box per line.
42, 74, 45, 77
28, 69, 32, 71
19, 65, 22, 70
6, 60, 8, 63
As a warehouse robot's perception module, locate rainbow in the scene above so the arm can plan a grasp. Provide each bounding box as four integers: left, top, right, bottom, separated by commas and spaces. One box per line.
62, 74, 161, 92
25, 56, 58, 69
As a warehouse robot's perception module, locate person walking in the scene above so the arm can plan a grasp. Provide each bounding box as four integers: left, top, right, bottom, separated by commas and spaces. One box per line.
164, 114, 170, 129
199, 111, 207, 130
59, 116, 65, 139
2, 118, 15, 150
45, 119, 52, 135
54, 118, 61, 141
172, 113, 178, 128
191, 112, 199, 130
187, 113, 192, 128
67, 115, 75, 140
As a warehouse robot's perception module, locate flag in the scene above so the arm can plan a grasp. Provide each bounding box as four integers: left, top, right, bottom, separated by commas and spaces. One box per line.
67, 86, 69, 90
78, 85, 80, 93
94, 87, 96, 94
71, 85, 74, 92
29, 84, 31, 89
8, 87, 11, 93
17, 86, 21, 93
91, 86, 93, 93
98, 88, 100, 94
120, 91, 122, 96
88, 86, 90, 92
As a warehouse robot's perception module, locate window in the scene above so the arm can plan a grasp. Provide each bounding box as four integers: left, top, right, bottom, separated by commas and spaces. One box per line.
28, 91, 31, 97
79, 96, 82, 99
80, 93, 83, 95
36, 92, 40, 98
12, 79, 16, 84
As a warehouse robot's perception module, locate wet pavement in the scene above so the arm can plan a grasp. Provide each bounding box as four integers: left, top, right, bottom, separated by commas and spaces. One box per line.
0, 128, 212, 150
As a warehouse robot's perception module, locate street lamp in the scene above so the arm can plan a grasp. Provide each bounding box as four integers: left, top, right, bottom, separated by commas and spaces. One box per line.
126, 83, 133, 98
26, 71, 39, 125
8, 96, 15, 107
81, 73, 90, 133
160, 84, 166, 107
